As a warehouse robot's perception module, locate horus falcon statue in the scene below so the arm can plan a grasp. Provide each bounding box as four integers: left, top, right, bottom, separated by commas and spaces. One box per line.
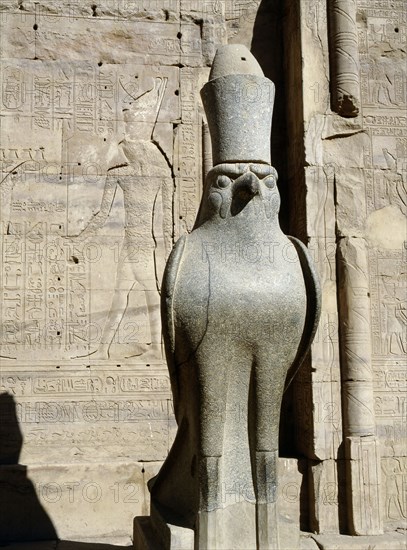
147, 45, 321, 550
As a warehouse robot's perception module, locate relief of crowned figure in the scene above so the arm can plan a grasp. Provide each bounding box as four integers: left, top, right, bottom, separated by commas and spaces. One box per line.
70, 76, 173, 360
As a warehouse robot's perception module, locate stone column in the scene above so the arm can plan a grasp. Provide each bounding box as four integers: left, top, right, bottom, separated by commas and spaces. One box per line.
337, 237, 383, 535
328, 0, 361, 117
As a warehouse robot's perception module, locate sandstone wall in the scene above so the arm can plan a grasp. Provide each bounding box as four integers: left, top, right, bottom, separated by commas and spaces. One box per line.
0, 0, 405, 544
289, 0, 406, 537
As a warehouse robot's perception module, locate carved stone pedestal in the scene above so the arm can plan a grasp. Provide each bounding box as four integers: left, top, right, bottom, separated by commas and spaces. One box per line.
134, 518, 193, 550
134, 501, 194, 550
134, 458, 301, 550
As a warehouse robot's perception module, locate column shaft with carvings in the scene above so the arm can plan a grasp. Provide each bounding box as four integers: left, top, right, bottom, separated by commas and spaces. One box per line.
328, 0, 361, 117
337, 237, 382, 535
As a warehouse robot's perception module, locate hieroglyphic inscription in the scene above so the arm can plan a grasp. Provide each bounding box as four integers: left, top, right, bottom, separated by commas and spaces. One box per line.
375, 381, 406, 459
359, 0, 407, 479
0, 366, 175, 463
360, 0, 407, 464
175, 67, 203, 236
1, 62, 179, 138
0, 64, 180, 360
370, 248, 406, 457
358, 0, 406, 178
1, 371, 171, 396
0, 219, 92, 359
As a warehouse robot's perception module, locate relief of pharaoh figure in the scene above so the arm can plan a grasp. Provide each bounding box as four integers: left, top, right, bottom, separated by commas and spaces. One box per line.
71, 76, 172, 359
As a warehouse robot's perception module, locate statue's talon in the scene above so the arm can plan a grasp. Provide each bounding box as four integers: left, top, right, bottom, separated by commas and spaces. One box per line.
199, 456, 221, 512
255, 450, 279, 550
198, 509, 218, 550
198, 456, 221, 549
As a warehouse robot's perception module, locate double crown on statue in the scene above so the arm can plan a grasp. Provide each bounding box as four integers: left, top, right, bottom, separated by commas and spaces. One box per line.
200, 44, 275, 165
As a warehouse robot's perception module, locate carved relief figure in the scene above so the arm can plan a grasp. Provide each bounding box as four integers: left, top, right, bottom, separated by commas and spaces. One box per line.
145, 45, 321, 549
71, 77, 172, 359
381, 275, 407, 356
370, 61, 397, 106
382, 458, 407, 521
382, 170, 407, 215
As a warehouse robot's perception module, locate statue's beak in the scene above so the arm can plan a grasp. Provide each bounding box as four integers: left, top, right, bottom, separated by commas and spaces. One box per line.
230, 172, 260, 216
233, 172, 259, 198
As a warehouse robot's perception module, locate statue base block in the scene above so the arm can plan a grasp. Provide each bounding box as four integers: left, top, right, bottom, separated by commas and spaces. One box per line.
134, 512, 194, 550
134, 458, 301, 549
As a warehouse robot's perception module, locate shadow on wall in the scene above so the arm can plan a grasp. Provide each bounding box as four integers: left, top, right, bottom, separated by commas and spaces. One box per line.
252, 0, 312, 531
0, 543, 131, 549
0, 393, 132, 548
251, 0, 289, 233
251, 0, 298, 458
0, 392, 58, 543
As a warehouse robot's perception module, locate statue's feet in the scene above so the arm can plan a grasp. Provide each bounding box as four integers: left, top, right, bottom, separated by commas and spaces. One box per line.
198, 456, 221, 549
199, 456, 222, 512
255, 450, 279, 550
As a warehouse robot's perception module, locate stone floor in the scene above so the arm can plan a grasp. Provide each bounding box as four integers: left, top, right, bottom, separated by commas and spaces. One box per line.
0, 538, 132, 550
302, 530, 407, 550
1, 532, 406, 550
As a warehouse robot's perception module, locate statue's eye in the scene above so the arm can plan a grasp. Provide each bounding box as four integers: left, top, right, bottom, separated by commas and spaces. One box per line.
216, 175, 231, 189
263, 176, 276, 188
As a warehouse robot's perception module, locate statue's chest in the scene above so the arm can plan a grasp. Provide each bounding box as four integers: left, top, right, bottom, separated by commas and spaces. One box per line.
174, 239, 307, 341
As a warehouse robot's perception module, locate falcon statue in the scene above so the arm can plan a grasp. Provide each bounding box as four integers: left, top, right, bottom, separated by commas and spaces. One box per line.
148, 45, 321, 550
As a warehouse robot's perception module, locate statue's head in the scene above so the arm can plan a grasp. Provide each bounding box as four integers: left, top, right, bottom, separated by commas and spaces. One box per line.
196, 45, 279, 226
195, 162, 280, 225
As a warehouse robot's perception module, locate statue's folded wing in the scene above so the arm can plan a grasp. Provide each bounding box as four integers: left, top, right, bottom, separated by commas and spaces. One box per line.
160, 234, 187, 422
284, 236, 322, 391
